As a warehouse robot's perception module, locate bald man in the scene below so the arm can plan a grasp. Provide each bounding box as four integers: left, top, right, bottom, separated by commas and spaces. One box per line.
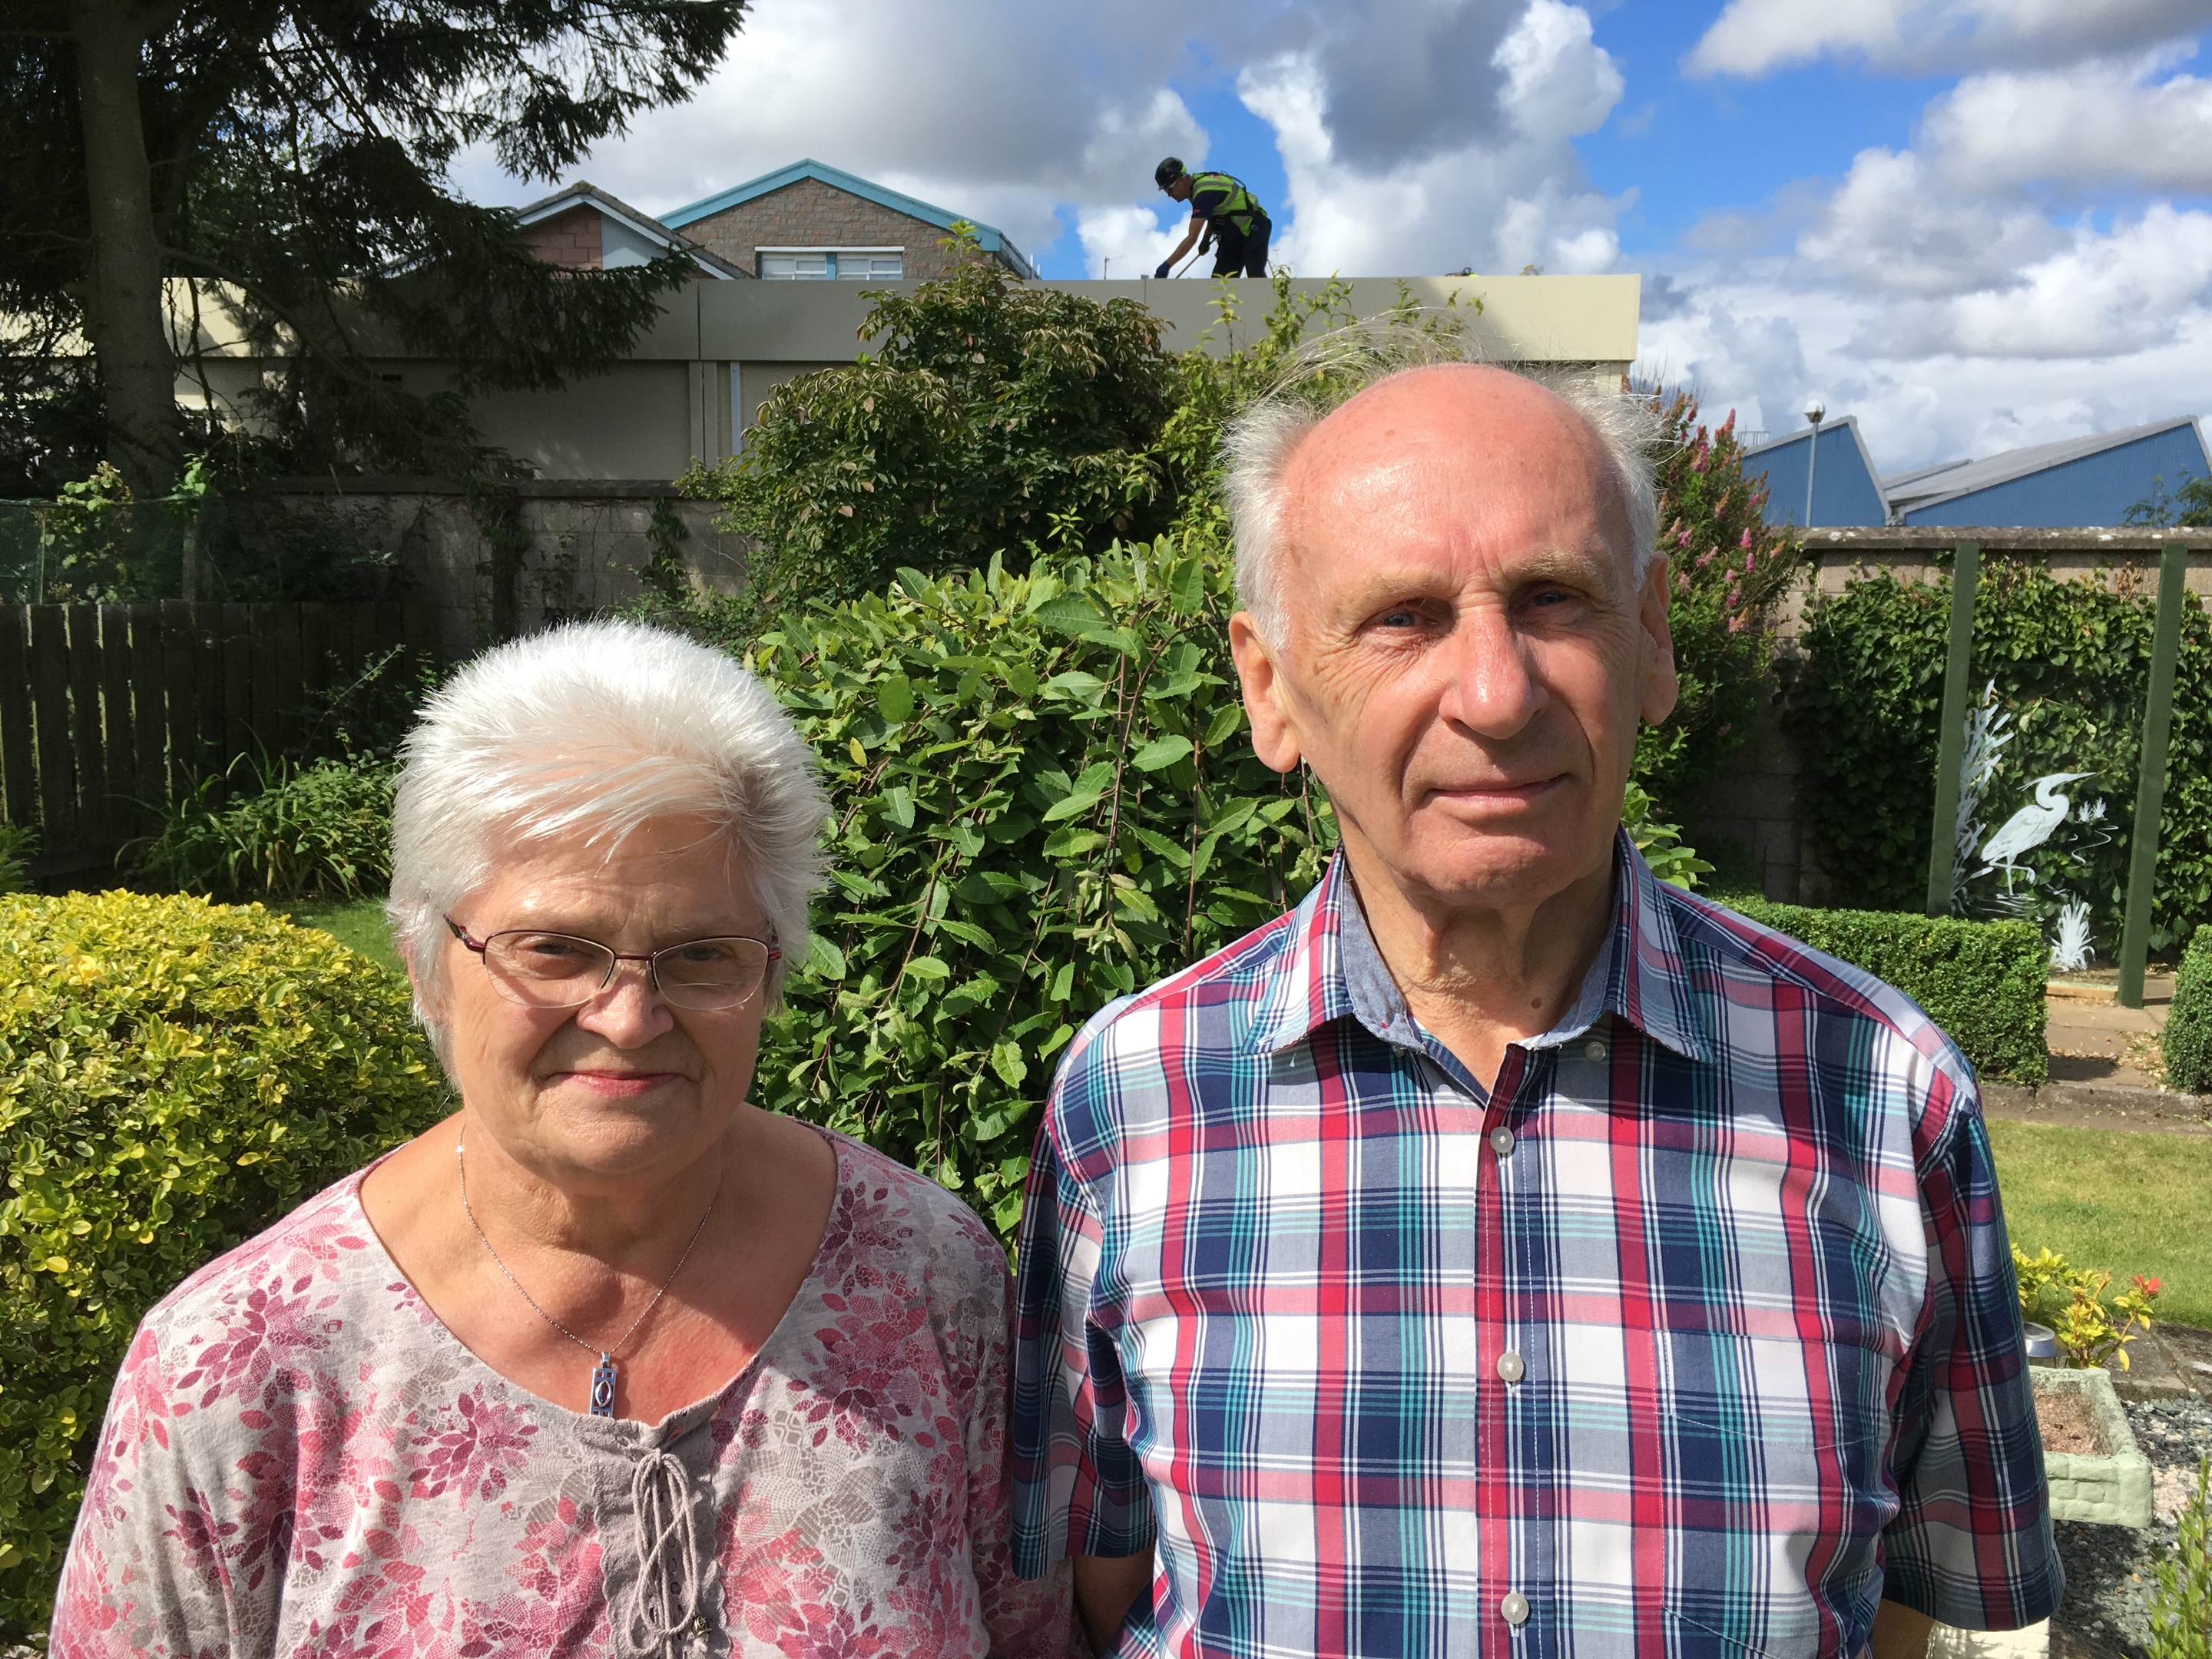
1008, 353, 2060, 1658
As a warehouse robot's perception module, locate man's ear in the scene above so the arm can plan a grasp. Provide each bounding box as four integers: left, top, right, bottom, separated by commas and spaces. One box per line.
1229, 611, 1304, 773
1635, 554, 1680, 727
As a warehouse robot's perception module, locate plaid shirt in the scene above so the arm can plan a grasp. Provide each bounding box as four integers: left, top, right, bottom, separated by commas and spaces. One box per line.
1010, 833, 2059, 1657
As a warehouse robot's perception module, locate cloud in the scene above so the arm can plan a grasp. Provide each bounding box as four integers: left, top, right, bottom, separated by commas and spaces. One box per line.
1654, 15, 2212, 469
1919, 55, 2212, 193
1685, 0, 2207, 78
1242, 0, 1628, 276
451, 0, 1211, 260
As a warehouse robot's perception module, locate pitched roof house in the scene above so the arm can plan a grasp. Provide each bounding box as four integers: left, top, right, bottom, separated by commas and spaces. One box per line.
515, 183, 748, 278
658, 158, 1034, 282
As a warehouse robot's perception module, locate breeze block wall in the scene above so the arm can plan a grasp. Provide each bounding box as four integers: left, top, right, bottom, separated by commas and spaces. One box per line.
681, 179, 979, 280
518, 204, 603, 270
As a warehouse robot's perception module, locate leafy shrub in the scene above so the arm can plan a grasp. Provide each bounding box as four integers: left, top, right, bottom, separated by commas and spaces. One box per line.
1714, 894, 2048, 1084
2012, 1245, 2161, 1370
0, 892, 449, 1637
132, 751, 396, 902
2147, 1456, 2212, 1659
1637, 393, 1802, 817
0, 824, 33, 894
1784, 559, 2212, 949
2166, 924, 2212, 1095
742, 536, 1331, 1239
682, 232, 1181, 621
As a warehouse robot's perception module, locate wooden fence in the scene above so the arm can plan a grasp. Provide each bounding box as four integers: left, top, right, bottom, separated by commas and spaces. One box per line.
1, 601, 442, 879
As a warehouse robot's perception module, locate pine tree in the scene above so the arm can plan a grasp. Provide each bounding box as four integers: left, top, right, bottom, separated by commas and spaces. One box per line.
3, 0, 746, 497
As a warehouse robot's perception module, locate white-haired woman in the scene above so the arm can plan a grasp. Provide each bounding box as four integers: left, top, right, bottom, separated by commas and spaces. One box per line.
53, 621, 1067, 1658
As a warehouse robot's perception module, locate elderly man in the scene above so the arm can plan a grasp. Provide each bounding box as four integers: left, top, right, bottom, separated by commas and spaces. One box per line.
1008, 353, 2060, 1657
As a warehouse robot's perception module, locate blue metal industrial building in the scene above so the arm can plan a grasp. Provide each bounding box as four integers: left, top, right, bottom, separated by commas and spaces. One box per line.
1737, 419, 1889, 528
1740, 414, 2210, 528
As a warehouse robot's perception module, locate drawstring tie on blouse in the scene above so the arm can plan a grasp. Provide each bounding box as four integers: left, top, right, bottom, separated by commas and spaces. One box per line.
622, 1446, 708, 1656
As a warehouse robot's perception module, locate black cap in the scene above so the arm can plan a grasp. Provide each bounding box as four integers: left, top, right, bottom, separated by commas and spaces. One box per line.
1154, 157, 1186, 190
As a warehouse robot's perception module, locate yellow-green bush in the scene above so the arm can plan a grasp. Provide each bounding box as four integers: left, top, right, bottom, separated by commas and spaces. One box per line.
0, 892, 450, 1638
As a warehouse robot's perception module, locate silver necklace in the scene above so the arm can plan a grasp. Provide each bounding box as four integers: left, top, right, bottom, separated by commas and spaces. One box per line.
456, 1125, 719, 1417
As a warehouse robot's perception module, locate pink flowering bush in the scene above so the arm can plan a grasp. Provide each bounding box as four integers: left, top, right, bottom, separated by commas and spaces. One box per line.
1634, 391, 1803, 817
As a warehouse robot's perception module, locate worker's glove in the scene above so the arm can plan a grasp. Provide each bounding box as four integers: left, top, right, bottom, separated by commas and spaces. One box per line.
1154, 259, 1173, 279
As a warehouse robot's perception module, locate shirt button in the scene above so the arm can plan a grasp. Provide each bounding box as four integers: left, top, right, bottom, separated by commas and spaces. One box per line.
1500, 1591, 1530, 1626
1488, 1127, 1515, 1157
1581, 1038, 1608, 1063
1495, 1350, 1525, 1383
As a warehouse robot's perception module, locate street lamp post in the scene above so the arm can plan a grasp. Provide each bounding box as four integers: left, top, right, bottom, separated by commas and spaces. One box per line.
1803, 399, 1826, 528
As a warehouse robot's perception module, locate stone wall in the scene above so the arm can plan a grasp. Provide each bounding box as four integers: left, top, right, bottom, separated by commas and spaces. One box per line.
267, 479, 747, 663
680, 179, 982, 280
1686, 528, 2212, 904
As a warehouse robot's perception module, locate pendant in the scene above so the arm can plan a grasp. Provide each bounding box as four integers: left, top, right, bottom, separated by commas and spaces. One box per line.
591, 1353, 618, 1417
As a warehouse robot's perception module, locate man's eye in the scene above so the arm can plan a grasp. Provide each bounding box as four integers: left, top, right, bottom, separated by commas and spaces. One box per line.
1378, 607, 1422, 628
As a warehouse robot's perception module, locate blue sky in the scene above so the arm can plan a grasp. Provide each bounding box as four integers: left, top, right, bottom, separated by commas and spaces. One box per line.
458, 0, 2212, 473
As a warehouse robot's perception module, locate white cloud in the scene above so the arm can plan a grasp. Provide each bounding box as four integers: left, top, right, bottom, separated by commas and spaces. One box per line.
1919, 55, 2212, 192
1075, 206, 1184, 279
1243, 0, 1628, 276
1686, 0, 2207, 78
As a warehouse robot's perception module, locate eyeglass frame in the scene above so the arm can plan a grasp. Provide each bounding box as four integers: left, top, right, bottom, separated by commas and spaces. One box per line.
443, 916, 781, 1011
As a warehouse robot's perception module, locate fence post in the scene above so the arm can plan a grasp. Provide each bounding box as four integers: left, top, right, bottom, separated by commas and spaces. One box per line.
1924, 541, 1981, 917
2117, 541, 2189, 1009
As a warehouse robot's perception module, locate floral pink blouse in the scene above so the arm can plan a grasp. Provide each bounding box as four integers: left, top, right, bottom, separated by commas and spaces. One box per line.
51, 1131, 1069, 1658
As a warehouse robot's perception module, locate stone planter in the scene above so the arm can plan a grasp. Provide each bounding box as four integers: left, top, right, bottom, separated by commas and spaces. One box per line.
2033, 1365, 2152, 1528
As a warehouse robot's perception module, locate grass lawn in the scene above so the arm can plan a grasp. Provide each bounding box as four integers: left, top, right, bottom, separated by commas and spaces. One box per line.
276, 896, 404, 977
1989, 1118, 2212, 1330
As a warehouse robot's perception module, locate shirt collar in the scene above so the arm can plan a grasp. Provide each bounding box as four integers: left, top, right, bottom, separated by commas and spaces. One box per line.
1246, 828, 1714, 1065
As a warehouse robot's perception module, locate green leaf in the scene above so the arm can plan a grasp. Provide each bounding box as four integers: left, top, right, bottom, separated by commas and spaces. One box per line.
1204, 702, 1247, 747
1044, 671, 1108, 701
1131, 734, 1194, 772
882, 786, 916, 829
902, 955, 952, 982
1167, 554, 1206, 614
1033, 592, 1109, 635
800, 935, 847, 980
876, 674, 915, 724
990, 1041, 1027, 1086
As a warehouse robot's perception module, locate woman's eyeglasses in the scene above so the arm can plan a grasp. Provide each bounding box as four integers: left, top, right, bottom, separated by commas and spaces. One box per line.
445, 919, 778, 1012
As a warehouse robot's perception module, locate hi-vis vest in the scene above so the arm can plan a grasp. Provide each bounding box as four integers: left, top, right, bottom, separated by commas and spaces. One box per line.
1189, 172, 1266, 234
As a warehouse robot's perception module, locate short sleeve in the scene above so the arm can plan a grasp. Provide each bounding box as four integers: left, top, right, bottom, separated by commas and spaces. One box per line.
1880, 1100, 2065, 1630
1008, 1108, 1154, 1578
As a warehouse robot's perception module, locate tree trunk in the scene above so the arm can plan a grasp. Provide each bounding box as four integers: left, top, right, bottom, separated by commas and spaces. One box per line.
69, 0, 181, 501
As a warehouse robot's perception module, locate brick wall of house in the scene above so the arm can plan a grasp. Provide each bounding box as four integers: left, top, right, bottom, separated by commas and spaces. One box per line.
680, 179, 987, 279
520, 205, 602, 270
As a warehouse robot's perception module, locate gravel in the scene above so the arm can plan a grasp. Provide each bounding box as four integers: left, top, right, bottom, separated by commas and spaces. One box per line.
2051, 1394, 2212, 1657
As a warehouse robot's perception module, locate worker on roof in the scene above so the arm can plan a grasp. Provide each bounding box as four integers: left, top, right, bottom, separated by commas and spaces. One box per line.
1153, 157, 1272, 279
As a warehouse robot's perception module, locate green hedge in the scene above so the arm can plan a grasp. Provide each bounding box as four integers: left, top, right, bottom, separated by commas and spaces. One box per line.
2167, 925, 2212, 1096
0, 892, 449, 1639
1712, 894, 2048, 1086
1783, 560, 2211, 951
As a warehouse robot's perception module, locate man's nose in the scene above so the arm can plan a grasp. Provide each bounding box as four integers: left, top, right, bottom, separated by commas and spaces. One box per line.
1434, 605, 1546, 740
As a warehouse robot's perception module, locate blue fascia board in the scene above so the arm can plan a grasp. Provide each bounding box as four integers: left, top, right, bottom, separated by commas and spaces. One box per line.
661, 158, 1033, 276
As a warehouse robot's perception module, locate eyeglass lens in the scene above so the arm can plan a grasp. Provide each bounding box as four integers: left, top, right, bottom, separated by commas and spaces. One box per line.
482, 932, 772, 1009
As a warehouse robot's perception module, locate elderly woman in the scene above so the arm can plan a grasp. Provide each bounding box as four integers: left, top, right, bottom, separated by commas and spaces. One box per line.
53, 621, 1066, 1657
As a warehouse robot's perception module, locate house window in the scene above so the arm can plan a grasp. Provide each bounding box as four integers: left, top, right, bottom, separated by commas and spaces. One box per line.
757, 249, 903, 280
